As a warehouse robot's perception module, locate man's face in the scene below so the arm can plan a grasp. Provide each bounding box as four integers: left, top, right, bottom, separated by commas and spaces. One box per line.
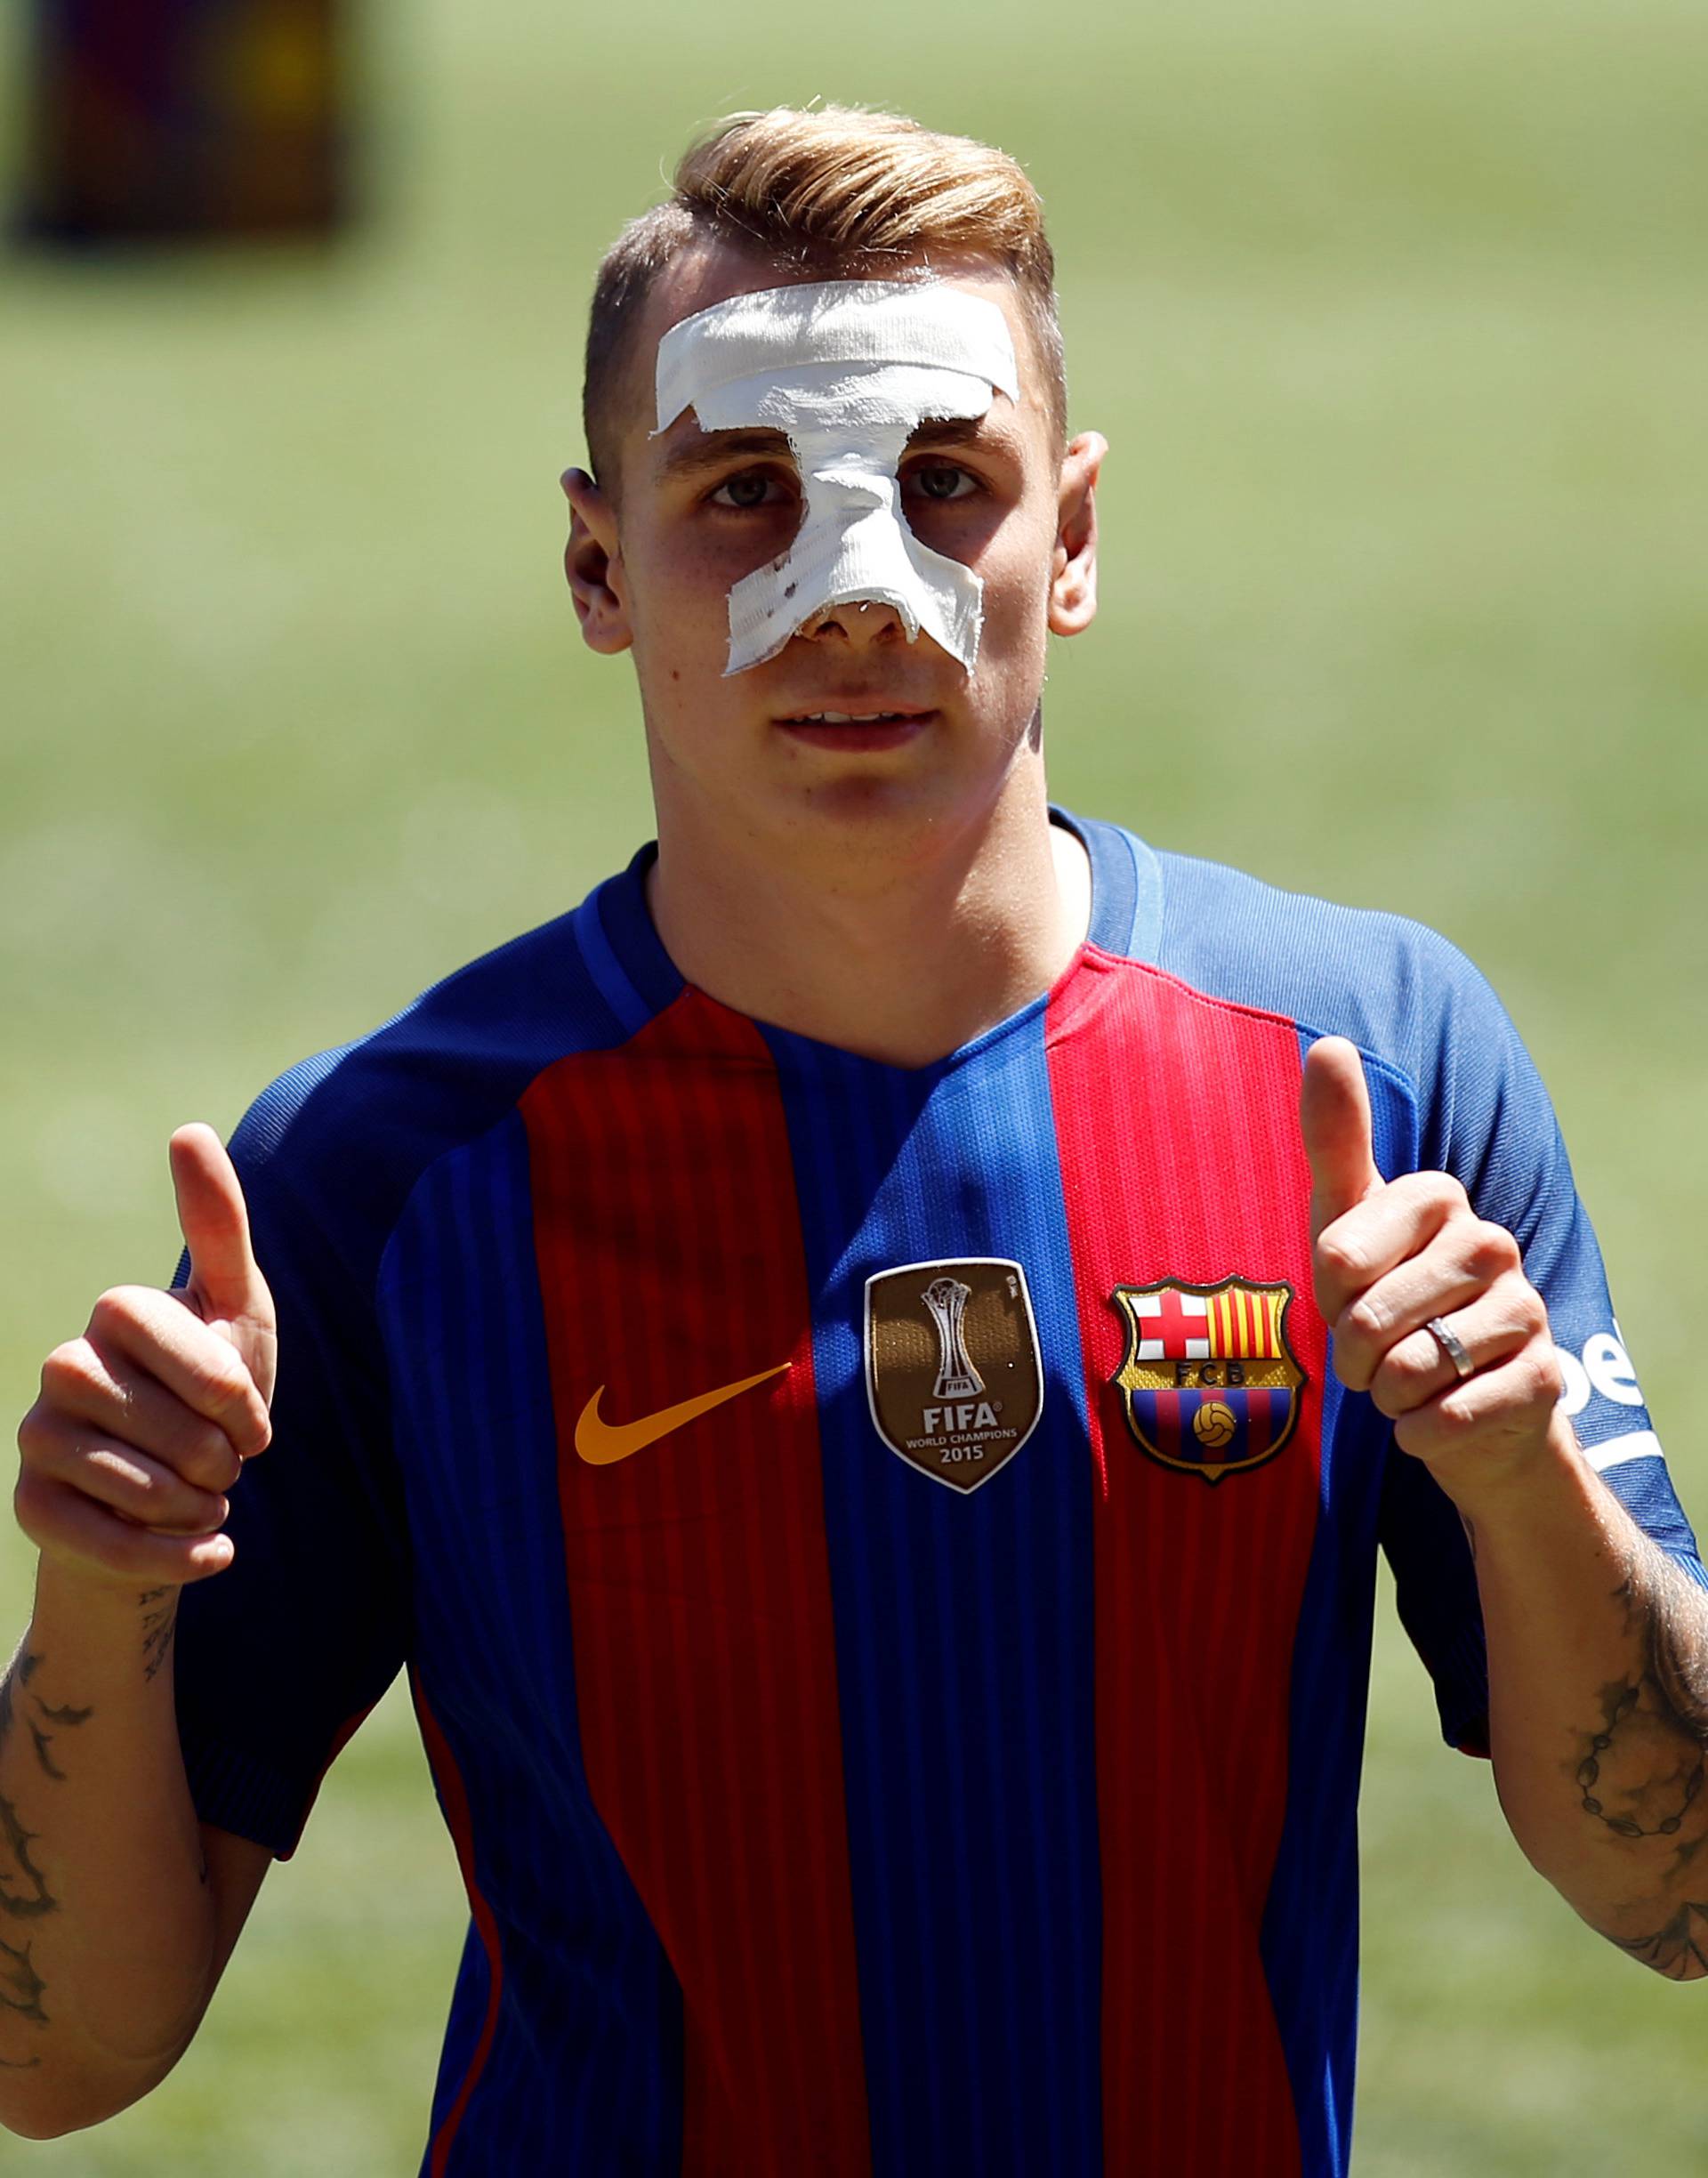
564, 242, 1103, 860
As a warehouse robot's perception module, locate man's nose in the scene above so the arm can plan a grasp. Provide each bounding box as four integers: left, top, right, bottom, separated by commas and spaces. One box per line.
799, 597, 910, 648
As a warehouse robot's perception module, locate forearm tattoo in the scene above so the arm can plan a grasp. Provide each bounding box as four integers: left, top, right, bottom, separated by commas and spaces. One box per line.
0, 1934, 47, 2034
1572, 1561, 1708, 1976
0, 1640, 97, 2061
1574, 1571, 1708, 1850
1607, 1899, 1708, 1981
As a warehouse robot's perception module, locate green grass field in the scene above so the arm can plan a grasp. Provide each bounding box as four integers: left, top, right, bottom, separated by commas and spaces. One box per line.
4, 0, 1707, 2166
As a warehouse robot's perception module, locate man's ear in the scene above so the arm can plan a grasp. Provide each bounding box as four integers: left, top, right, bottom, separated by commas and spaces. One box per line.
1048, 432, 1107, 639
561, 467, 633, 656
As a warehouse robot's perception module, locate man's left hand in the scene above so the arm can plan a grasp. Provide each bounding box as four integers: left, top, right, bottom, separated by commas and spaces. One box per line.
1300, 1037, 1566, 1505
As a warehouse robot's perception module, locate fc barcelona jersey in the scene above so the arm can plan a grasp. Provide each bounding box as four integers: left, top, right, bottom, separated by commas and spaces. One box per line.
173, 812, 1704, 2177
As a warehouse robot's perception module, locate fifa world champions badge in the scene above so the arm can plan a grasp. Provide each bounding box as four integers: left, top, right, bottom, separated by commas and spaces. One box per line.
1110, 1278, 1307, 1484
866, 1258, 1044, 1493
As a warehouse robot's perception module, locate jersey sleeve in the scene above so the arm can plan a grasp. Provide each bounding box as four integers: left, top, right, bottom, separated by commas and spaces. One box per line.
171, 1062, 411, 1859
1370, 931, 1707, 1755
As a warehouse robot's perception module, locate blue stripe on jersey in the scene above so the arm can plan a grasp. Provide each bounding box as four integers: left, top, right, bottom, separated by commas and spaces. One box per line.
380, 1109, 682, 2176
1253, 1034, 1422, 2178
765, 1014, 1103, 2178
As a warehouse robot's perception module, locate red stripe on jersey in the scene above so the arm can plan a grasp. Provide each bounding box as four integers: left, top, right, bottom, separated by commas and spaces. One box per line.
413, 1671, 505, 2178
1047, 951, 1326, 2178
521, 994, 872, 2178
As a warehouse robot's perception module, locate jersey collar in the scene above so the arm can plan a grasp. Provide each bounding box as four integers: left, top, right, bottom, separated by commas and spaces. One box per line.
580, 807, 1164, 1053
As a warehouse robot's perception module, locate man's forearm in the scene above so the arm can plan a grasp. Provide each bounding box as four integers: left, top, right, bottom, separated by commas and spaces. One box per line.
1465, 1412, 1708, 1977
0, 1556, 217, 2136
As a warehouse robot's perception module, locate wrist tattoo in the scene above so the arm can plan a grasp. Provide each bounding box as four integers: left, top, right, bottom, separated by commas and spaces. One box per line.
140, 1587, 178, 1684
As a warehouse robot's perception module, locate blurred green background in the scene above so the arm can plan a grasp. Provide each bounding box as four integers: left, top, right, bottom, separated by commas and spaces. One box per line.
3, 0, 1705, 2167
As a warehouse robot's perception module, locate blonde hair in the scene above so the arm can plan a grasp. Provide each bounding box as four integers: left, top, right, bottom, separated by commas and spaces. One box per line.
583, 105, 1066, 487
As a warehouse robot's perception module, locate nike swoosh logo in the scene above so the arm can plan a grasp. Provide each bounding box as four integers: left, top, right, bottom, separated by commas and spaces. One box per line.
574, 1362, 791, 1466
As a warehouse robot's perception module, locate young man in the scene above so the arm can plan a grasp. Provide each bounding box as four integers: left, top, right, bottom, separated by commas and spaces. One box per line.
4, 105, 1705, 2176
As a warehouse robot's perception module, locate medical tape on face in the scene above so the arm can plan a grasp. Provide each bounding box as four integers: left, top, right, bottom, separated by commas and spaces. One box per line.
653, 281, 1019, 675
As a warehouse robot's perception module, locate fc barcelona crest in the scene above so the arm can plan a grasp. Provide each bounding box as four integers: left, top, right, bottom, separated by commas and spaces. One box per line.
1111, 1277, 1306, 1485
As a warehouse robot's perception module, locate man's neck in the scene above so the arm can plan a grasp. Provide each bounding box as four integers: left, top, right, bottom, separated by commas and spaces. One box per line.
644, 778, 1092, 1069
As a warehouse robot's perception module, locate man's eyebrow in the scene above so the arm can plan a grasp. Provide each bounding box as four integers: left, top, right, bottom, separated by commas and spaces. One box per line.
652, 413, 1021, 482
904, 415, 1022, 457
653, 427, 796, 482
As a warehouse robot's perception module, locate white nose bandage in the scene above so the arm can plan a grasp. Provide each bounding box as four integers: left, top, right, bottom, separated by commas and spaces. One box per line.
653, 280, 1019, 675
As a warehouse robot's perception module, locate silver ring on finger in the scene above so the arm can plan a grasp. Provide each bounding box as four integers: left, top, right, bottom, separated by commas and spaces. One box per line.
1424, 1314, 1476, 1382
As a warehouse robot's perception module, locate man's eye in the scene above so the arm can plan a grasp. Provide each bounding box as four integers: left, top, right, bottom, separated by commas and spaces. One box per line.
907, 464, 978, 503
709, 471, 789, 510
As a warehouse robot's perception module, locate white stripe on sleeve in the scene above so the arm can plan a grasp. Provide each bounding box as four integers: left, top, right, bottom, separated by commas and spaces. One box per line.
1583, 1429, 1664, 1473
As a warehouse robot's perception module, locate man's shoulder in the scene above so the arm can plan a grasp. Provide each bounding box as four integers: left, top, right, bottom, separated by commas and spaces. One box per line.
227, 856, 657, 1264
1082, 817, 1515, 1093
1156, 844, 1483, 1020
235, 901, 578, 1160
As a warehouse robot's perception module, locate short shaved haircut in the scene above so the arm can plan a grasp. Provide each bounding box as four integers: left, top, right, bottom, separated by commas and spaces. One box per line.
582, 105, 1068, 494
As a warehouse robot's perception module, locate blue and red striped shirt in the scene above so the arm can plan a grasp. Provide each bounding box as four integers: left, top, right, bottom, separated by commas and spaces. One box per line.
173, 812, 1704, 2176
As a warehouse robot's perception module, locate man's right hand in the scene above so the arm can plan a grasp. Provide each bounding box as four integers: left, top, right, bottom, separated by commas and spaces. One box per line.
14, 1125, 276, 1589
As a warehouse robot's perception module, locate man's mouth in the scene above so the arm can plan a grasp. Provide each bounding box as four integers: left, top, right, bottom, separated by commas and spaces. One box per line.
778, 709, 925, 726
772, 705, 938, 751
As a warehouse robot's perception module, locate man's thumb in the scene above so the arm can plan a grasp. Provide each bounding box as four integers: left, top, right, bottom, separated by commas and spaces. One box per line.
169, 1125, 272, 1334
1300, 1037, 1382, 1238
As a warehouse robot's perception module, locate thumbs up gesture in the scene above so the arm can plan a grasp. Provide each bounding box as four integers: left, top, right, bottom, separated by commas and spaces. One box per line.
1301, 1038, 1564, 1499
14, 1127, 276, 1589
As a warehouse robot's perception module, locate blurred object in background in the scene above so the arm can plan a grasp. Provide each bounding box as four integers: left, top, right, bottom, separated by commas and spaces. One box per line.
16, 0, 354, 243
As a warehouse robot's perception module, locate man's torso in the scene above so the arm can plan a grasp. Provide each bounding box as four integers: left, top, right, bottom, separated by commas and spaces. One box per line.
173, 814, 1696, 2177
